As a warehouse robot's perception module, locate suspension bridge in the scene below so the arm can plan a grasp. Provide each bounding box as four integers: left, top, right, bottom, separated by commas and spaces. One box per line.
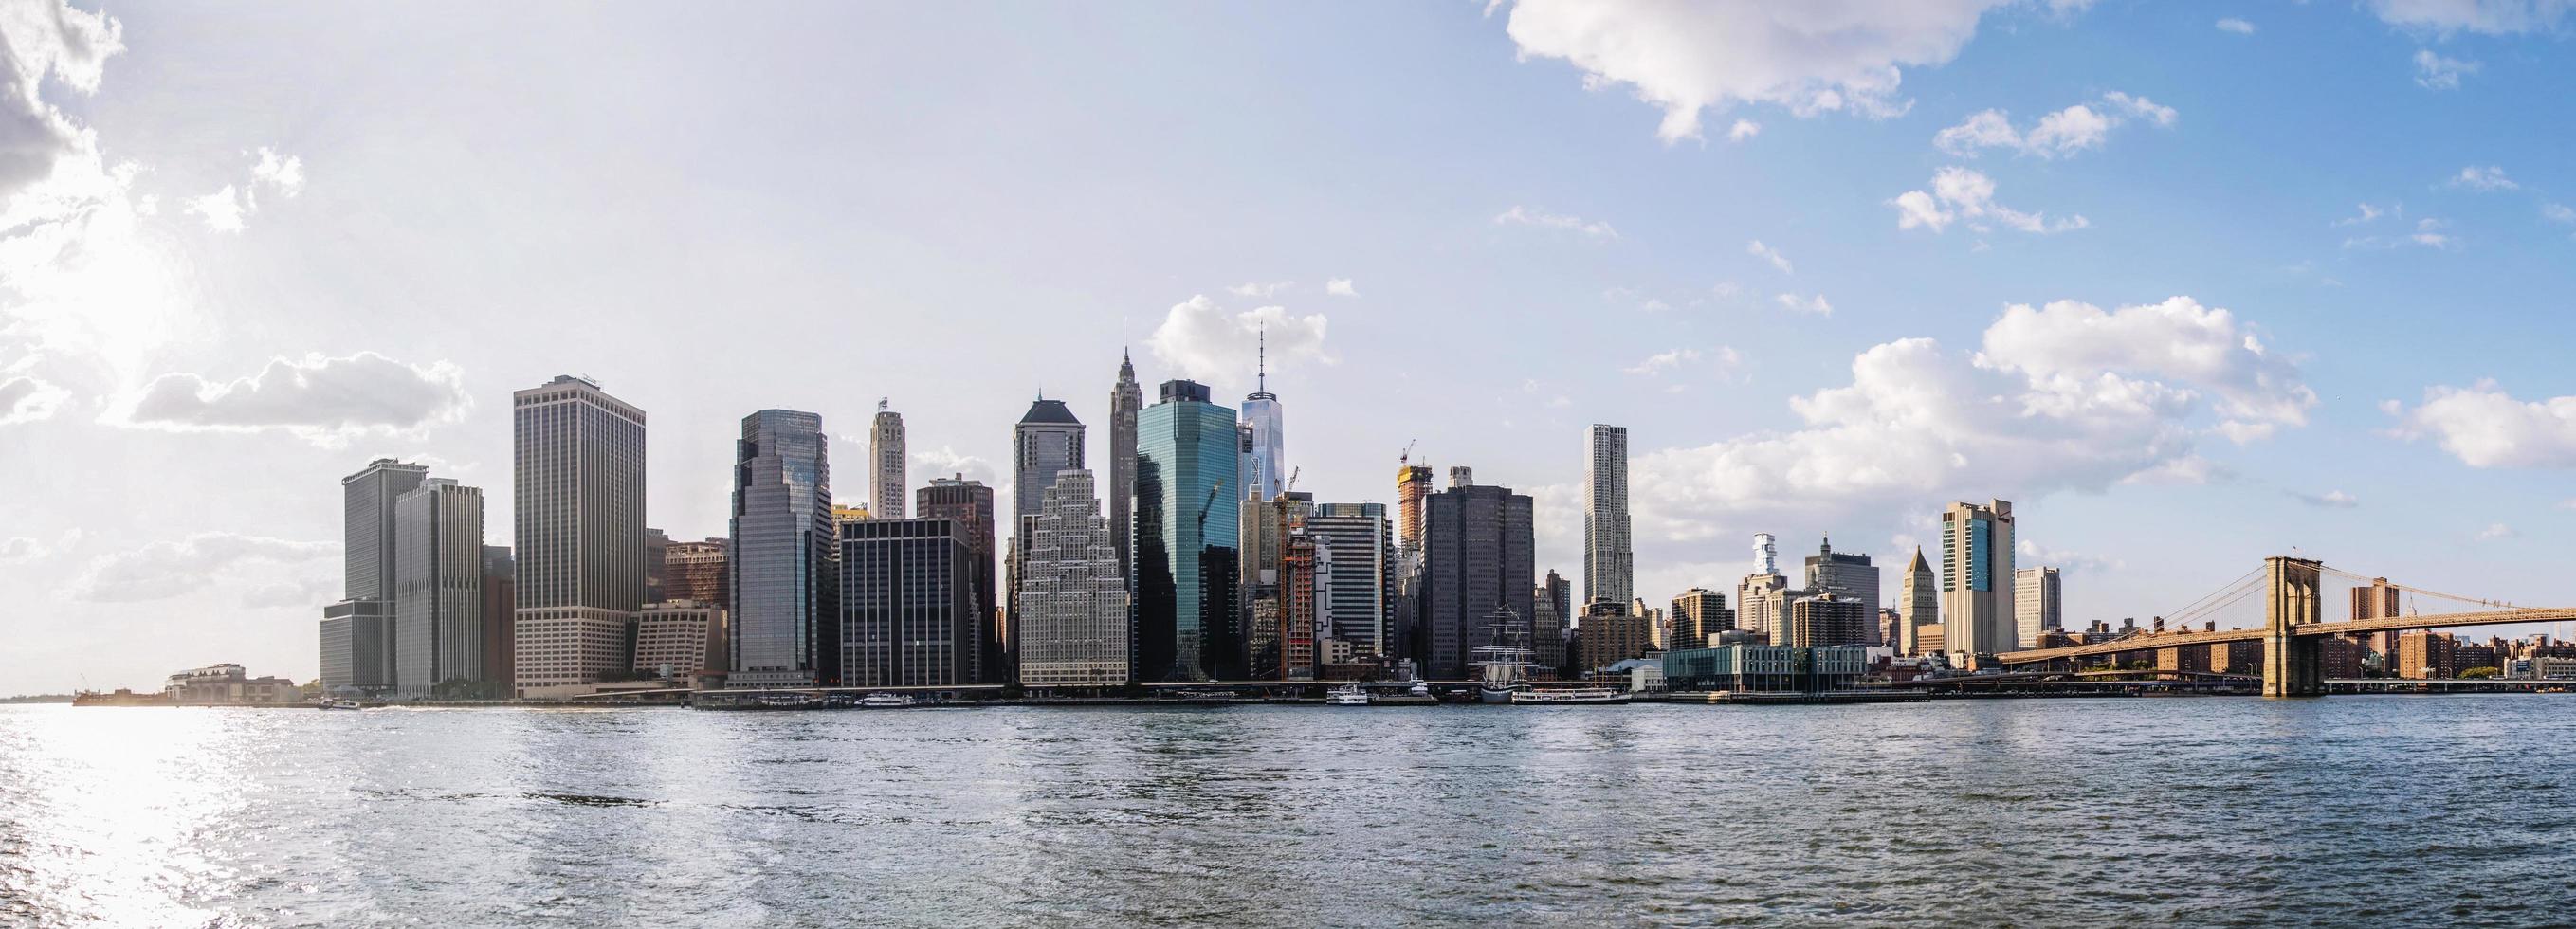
1991, 556, 2576, 697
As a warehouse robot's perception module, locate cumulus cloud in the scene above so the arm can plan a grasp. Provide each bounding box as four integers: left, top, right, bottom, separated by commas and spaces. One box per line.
1624, 347, 1740, 377
0, 0, 123, 200
183, 185, 246, 232
907, 444, 997, 484
2413, 48, 2478, 89
1493, 205, 1619, 240
2545, 202, 2576, 225
2216, 17, 2256, 33
2118, 454, 2232, 486
1932, 91, 2174, 158
0, 373, 69, 425
2289, 489, 2360, 508
250, 146, 303, 196
2018, 538, 2124, 572
1890, 166, 2088, 234
1726, 118, 1762, 142
2446, 164, 2518, 191
2386, 380, 2576, 467
2346, 217, 2456, 250
2371, 0, 2571, 33
2476, 522, 2517, 540
66, 531, 338, 603
1226, 281, 1292, 298
1775, 293, 1833, 316
1497, 0, 2085, 141
1145, 294, 1330, 383
2334, 203, 2392, 227
1325, 278, 1358, 298
118, 352, 472, 446
0, 536, 49, 562
1746, 239, 1794, 274
1625, 296, 2309, 541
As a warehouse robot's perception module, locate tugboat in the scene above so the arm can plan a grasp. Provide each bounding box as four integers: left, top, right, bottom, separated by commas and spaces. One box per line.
1471, 607, 1537, 704
1325, 683, 1371, 706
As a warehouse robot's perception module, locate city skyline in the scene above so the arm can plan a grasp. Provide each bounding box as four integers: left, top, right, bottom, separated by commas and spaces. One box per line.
9, 1, 2576, 692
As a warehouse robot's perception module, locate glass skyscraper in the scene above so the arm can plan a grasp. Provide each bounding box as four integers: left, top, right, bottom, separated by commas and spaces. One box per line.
1134, 379, 1240, 682
729, 409, 835, 687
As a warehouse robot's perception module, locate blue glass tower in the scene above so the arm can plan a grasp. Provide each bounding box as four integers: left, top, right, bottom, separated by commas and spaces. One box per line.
730, 409, 836, 686
1134, 379, 1241, 681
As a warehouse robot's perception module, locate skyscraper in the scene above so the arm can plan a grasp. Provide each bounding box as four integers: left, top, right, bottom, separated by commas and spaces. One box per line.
1581, 424, 1634, 608
1240, 329, 1286, 501
1738, 533, 1800, 647
480, 546, 515, 689
1899, 546, 1936, 656
1240, 492, 1316, 680
870, 399, 906, 520
1010, 397, 1085, 676
1536, 569, 1572, 676
2014, 566, 2062, 645
840, 518, 974, 687
1940, 499, 2018, 661
1304, 502, 1392, 658
1789, 593, 1872, 648
1134, 379, 1240, 681
1015, 470, 1132, 690
1108, 350, 1143, 583
512, 375, 648, 694
1419, 471, 1534, 679
729, 409, 835, 688
1396, 463, 1433, 554
342, 458, 429, 601
1671, 588, 1734, 651
919, 475, 998, 683
393, 479, 484, 695
1803, 537, 1880, 645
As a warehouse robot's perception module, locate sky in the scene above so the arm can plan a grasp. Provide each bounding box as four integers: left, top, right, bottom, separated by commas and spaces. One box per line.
3, 0, 2574, 693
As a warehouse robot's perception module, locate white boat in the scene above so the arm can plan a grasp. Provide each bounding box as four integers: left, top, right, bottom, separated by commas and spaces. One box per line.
1510, 686, 1632, 705
859, 692, 918, 708
1325, 684, 1371, 706
1409, 678, 1432, 698
316, 698, 364, 710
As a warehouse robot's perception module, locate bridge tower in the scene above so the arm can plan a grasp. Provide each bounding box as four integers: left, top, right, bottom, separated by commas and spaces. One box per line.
2260, 556, 2324, 698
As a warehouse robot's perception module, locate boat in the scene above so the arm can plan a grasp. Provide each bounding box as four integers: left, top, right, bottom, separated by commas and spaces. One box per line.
1409, 677, 1432, 698
1471, 607, 1537, 704
821, 693, 859, 709
1510, 686, 1632, 705
757, 693, 818, 709
1325, 683, 1371, 706
317, 698, 365, 710
859, 692, 918, 708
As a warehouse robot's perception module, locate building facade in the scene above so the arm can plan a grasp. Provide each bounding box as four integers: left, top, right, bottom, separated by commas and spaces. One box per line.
663, 538, 728, 607
1802, 537, 1879, 646
2013, 566, 2063, 645
1015, 470, 1132, 689
919, 476, 1000, 683
511, 375, 649, 694
1108, 350, 1143, 586
870, 399, 905, 519
1305, 502, 1392, 658
634, 600, 724, 682
1581, 424, 1634, 609
319, 599, 391, 694
1419, 472, 1534, 679
1788, 593, 1871, 648
1134, 379, 1241, 681
1671, 588, 1734, 652
1940, 499, 2018, 661
1898, 546, 1937, 656
729, 409, 836, 688
393, 479, 484, 695
839, 519, 976, 687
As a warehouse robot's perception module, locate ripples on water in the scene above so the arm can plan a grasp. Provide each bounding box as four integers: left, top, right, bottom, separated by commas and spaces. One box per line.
2, 698, 2571, 927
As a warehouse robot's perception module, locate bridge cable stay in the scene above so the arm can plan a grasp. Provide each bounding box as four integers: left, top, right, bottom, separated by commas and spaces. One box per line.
2152, 567, 2264, 628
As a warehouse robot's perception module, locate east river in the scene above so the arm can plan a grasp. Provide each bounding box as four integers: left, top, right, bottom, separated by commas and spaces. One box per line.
3, 697, 2571, 926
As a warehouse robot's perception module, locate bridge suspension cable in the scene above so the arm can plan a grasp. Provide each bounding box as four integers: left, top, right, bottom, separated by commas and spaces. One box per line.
2160, 568, 2266, 628
2318, 566, 2514, 609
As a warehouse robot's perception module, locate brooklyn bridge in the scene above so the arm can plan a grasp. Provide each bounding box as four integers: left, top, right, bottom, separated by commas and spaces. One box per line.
1991, 556, 2576, 697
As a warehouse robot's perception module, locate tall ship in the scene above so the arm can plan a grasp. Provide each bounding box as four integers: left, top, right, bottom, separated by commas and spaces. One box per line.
1471, 610, 1536, 704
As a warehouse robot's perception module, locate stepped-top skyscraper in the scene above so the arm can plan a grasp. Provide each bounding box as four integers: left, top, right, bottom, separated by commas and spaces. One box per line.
1108, 350, 1143, 583
511, 374, 648, 694
730, 409, 836, 687
870, 399, 905, 520
1899, 546, 1938, 655
1015, 469, 1132, 689
1239, 329, 1286, 501
1014, 398, 1086, 521
1134, 379, 1241, 681
1940, 499, 2017, 662
1581, 424, 1633, 608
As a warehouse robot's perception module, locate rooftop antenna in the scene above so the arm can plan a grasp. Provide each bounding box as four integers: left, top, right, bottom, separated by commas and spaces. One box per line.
1257, 324, 1267, 394
877, 397, 887, 413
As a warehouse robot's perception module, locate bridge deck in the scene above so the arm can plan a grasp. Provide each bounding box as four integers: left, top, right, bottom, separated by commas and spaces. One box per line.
1995, 607, 2576, 665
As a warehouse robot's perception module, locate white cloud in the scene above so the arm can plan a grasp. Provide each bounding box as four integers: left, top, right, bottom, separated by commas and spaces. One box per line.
182, 186, 245, 232
1890, 166, 2088, 234
1497, 0, 2085, 141
1726, 118, 1762, 142
1627, 296, 2307, 538
250, 147, 304, 196
2216, 17, 2256, 34
1624, 347, 1703, 376
1325, 278, 1358, 298
2371, 0, 2572, 33
2413, 48, 2478, 89
2118, 454, 2232, 486
2288, 489, 2360, 508
0, 0, 123, 200
1933, 92, 2173, 158
908, 445, 996, 485
2446, 164, 2518, 191
1145, 294, 1330, 383
1746, 239, 1794, 274
2476, 522, 2517, 540
1774, 292, 1833, 316
2387, 380, 2576, 467
1493, 205, 1618, 240
0, 373, 70, 425
1226, 281, 1292, 298
2018, 538, 2124, 572
2334, 203, 2390, 227
116, 352, 473, 446
2346, 216, 2456, 250
2544, 202, 2576, 225
66, 532, 338, 603
0, 537, 49, 562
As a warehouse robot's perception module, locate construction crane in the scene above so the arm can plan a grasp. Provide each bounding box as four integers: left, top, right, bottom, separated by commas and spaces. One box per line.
1399, 439, 1416, 465
1284, 466, 1300, 493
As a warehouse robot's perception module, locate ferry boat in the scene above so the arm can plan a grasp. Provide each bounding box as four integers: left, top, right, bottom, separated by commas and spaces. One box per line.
317, 698, 365, 710
1325, 683, 1371, 706
1510, 686, 1632, 705
1471, 608, 1537, 704
859, 692, 918, 708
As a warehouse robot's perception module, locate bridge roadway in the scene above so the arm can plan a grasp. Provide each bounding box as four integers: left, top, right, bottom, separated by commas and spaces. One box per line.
1994, 607, 2576, 665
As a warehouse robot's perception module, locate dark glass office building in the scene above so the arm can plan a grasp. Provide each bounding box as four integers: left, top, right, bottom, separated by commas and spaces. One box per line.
1134, 379, 1241, 682
729, 409, 836, 687
840, 518, 975, 687
1419, 474, 1534, 680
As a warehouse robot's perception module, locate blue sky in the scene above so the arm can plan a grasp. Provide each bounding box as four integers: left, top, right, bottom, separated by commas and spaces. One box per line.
2, 0, 2573, 691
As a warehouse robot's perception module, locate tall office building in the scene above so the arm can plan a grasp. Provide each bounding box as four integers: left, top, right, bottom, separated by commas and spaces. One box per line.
1396, 464, 1433, 554
343, 459, 430, 600
664, 538, 729, 607
1899, 546, 1937, 656
634, 600, 723, 681
729, 409, 836, 688
1789, 593, 1872, 648
1576, 600, 1652, 674
1011, 397, 1085, 675
1304, 502, 1392, 657
512, 375, 648, 694
1108, 350, 1143, 583
1240, 330, 1286, 501
840, 519, 975, 687
1537, 569, 1573, 676
1015, 470, 1132, 689
1419, 471, 1534, 679
1737, 573, 1800, 647
1803, 537, 1880, 645
1240, 492, 1317, 680
870, 400, 905, 520
2014, 566, 2063, 645
1134, 379, 1241, 681
919, 475, 999, 683
1940, 499, 2018, 661
1581, 424, 1634, 608
480, 546, 515, 688
393, 479, 484, 695
1671, 588, 1734, 652
318, 599, 390, 694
